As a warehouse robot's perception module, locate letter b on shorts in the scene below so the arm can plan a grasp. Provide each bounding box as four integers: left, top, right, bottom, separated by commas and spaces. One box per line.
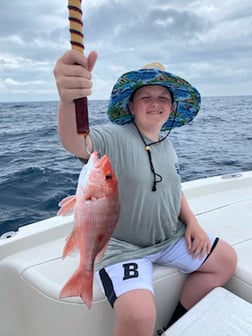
122, 262, 139, 280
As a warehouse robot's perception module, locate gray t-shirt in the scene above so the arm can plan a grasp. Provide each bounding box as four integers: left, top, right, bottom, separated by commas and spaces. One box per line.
90, 123, 186, 269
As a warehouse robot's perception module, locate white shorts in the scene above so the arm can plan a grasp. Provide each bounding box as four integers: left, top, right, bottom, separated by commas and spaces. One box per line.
96, 234, 218, 307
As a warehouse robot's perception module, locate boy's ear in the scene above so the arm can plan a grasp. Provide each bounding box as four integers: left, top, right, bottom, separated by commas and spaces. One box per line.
128, 101, 134, 115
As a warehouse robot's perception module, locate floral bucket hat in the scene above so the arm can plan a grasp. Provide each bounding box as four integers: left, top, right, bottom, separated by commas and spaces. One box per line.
107, 63, 201, 131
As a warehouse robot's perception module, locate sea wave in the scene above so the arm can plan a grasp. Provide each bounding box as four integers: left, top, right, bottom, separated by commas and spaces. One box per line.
1, 96, 252, 235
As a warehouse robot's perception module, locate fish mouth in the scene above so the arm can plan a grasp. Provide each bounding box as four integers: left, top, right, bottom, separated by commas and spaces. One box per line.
96, 154, 108, 166
95, 154, 111, 172
96, 155, 114, 179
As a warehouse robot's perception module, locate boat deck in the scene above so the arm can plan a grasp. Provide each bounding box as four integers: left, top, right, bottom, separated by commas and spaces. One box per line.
1, 171, 252, 335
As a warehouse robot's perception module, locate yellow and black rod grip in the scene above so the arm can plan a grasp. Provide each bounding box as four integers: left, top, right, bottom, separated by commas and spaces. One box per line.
68, 0, 89, 135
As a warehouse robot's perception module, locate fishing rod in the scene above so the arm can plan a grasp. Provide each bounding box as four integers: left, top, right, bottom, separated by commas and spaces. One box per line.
68, 0, 89, 135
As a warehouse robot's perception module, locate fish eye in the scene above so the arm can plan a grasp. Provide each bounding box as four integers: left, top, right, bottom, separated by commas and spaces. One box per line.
105, 173, 112, 180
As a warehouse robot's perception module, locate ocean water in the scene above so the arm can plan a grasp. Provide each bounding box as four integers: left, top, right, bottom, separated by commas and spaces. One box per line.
1, 96, 252, 236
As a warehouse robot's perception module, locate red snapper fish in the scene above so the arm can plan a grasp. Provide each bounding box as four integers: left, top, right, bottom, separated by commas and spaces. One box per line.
57, 151, 120, 308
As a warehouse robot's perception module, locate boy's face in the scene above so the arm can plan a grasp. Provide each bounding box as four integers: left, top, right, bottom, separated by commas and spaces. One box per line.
129, 85, 174, 132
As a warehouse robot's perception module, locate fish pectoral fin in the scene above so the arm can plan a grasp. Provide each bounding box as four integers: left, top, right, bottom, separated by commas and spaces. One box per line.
57, 195, 76, 216
62, 230, 78, 258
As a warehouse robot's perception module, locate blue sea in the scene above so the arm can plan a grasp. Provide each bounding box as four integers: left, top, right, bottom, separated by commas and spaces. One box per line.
1, 96, 252, 236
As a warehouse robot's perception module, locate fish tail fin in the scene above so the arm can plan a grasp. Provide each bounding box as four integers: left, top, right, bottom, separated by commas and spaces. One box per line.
59, 269, 93, 309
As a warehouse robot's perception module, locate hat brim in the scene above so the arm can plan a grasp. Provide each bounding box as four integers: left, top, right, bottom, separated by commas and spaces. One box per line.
107, 68, 201, 131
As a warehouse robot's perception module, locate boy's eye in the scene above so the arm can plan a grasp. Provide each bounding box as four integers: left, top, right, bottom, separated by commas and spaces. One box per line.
160, 97, 170, 101
142, 96, 170, 102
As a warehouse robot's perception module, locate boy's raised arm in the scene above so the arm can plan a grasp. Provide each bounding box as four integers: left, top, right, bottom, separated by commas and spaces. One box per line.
54, 50, 97, 159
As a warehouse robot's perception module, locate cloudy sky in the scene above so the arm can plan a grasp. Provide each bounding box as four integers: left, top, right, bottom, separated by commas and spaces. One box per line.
0, 0, 251, 102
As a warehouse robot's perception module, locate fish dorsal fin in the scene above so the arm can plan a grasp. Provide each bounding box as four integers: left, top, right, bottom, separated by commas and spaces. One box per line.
57, 195, 76, 216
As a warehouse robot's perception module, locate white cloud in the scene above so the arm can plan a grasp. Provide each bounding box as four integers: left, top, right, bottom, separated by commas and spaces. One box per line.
3, 78, 45, 87
0, 0, 251, 102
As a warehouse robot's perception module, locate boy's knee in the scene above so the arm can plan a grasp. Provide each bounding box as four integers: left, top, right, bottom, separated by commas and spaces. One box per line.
213, 242, 237, 286
129, 307, 156, 330
227, 244, 237, 275
116, 297, 156, 330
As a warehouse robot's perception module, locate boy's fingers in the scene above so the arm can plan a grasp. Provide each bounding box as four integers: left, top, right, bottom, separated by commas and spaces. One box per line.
88, 51, 98, 71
